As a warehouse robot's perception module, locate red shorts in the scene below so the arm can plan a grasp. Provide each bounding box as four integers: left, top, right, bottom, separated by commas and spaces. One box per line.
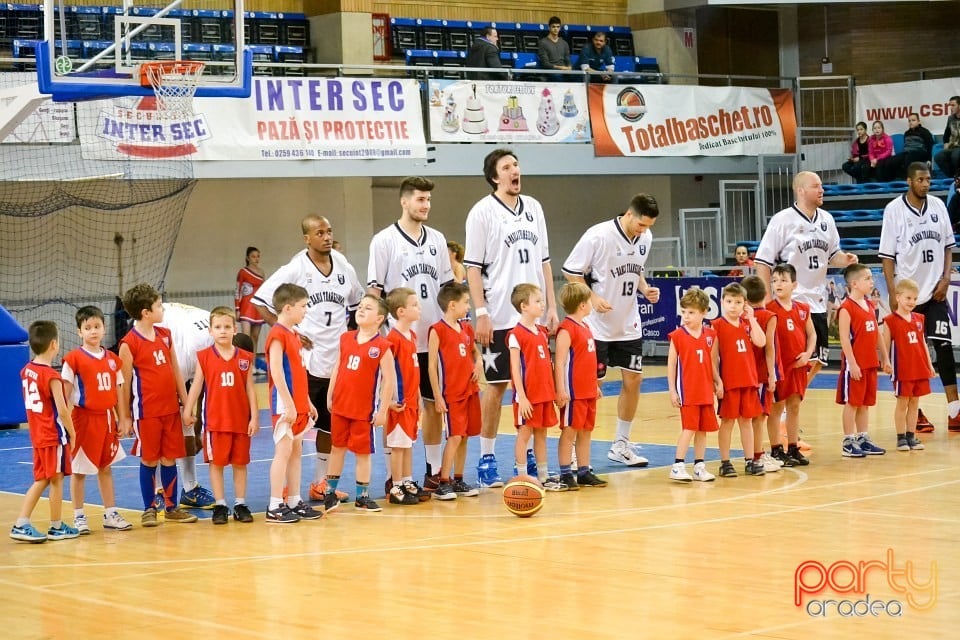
894, 378, 931, 398
71, 407, 125, 474
203, 431, 251, 466
836, 367, 878, 407
680, 404, 719, 432
758, 384, 774, 416
331, 414, 374, 455
131, 413, 186, 462
33, 444, 71, 481
444, 393, 481, 438
774, 366, 808, 402
560, 398, 597, 431
514, 400, 559, 429
272, 413, 311, 440
388, 404, 420, 444
717, 387, 763, 420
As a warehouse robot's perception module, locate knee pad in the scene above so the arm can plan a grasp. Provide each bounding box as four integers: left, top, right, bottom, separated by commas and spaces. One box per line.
934, 341, 957, 388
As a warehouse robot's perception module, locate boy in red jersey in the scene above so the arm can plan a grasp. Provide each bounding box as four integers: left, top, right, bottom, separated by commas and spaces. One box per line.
668, 288, 722, 483
766, 265, 816, 467
508, 283, 564, 490
713, 283, 767, 477
384, 287, 425, 506
554, 282, 606, 489
427, 282, 483, 500
836, 265, 891, 458
881, 278, 936, 451
61, 306, 131, 534
264, 284, 322, 524
10, 321, 78, 543
117, 284, 198, 526
741, 276, 783, 473
326, 294, 397, 512
183, 307, 258, 525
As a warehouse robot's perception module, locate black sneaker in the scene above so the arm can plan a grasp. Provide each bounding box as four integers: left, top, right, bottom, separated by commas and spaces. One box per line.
744, 460, 766, 476
786, 447, 810, 466
389, 486, 419, 505
577, 470, 608, 487
771, 446, 794, 467
265, 503, 300, 524
434, 481, 457, 501
402, 480, 430, 502
211, 504, 230, 525
233, 504, 254, 523
452, 478, 479, 497
559, 472, 580, 491
354, 495, 382, 512
384, 477, 393, 496
292, 500, 323, 520
422, 473, 440, 493
718, 460, 738, 477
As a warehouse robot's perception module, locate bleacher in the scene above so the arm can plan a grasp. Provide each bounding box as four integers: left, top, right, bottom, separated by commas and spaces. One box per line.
0, 4, 309, 76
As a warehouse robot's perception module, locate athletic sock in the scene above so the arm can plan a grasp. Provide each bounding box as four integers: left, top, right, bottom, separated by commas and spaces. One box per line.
615, 419, 632, 443
159, 465, 178, 510
425, 444, 442, 474
326, 475, 340, 493
356, 482, 369, 498
235, 497, 245, 507
313, 452, 329, 483
178, 455, 198, 491
480, 437, 496, 456
560, 464, 571, 475
216, 499, 227, 506
139, 463, 156, 509
268, 497, 282, 510
74, 508, 84, 518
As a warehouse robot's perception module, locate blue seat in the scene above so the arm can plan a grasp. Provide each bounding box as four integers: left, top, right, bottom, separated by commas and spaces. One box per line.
891, 133, 904, 154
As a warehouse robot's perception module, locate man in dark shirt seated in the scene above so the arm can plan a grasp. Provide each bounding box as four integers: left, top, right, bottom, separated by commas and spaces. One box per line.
579, 31, 615, 83
538, 16, 572, 77
465, 26, 502, 80
880, 113, 934, 181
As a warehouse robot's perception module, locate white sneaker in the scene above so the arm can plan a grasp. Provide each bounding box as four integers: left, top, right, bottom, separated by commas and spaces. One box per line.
693, 461, 716, 482
607, 440, 649, 467
760, 452, 782, 472
670, 462, 692, 482
103, 511, 133, 531
74, 514, 90, 535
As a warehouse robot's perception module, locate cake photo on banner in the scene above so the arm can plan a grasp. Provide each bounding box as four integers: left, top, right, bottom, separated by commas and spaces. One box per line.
536, 88, 560, 136
499, 96, 529, 132
462, 84, 488, 135
441, 93, 460, 133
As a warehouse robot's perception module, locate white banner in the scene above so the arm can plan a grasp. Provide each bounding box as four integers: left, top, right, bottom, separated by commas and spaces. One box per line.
427, 80, 591, 143
1, 73, 75, 144
855, 77, 960, 135
77, 77, 426, 160
588, 84, 796, 157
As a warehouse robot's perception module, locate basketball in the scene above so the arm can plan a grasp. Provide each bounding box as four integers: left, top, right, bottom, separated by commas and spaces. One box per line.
502, 475, 545, 518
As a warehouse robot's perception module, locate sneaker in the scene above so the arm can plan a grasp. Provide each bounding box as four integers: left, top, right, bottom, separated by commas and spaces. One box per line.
354, 495, 382, 512
434, 481, 457, 501
576, 470, 607, 487
233, 504, 254, 523
402, 480, 430, 502
47, 522, 80, 540
389, 486, 419, 505
842, 438, 866, 458
916, 409, 935, 433
180, 485, 216, 509
897, 435, 910, 452
453, 478, 480, 497
906, 434, 925, 450
477, 454, 504, 488
154, 490, 165, 511
694, 461, 716, 481
857, 434, 886, 455
265, 503, 300, 524
212, 504, 230, 525
670, 462, 692, 482
10, 523, 46, 543
786, 447, 810, 466
526, 449, 538, 476
291, 500, 323, 520
103, 511, 133, 531
760, 453, 782, 473
74, 514, 90, 535
718, 460, 738, 477
607, 440, 649, 467
771, 446, 794, 467
164, 508, 198, 523
559, 472, 580, 491
310, 480, 348, 503
323, 491, 341, 513
422, 473, 441, 493
949, 415, 960, 432
744, 460, 766, 476
141, 507, 159, 527
542, 476, 568, 492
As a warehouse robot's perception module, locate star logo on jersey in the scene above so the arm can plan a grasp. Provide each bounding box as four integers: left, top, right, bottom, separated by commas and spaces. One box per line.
368, 346, 382, 358
481, 345, 500, 372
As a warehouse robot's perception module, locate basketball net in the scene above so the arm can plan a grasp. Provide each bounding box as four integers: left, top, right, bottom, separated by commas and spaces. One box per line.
140, 61, 206, 120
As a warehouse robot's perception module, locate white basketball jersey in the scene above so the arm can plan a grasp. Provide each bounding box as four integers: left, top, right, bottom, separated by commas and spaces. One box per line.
878, 194, 955, 305
253, 249, 363, 378
157, 302, 214, 380
754, 205, 841, 313
367, 222, 454, 351
562, 217, 652, 341
464, 194, 551, 330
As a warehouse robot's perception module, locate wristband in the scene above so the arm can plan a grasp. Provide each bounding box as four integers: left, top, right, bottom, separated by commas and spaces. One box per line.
475, 307, 489, 317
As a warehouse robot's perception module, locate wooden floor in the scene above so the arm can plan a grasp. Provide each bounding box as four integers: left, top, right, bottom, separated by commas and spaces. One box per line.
2, 365, 958, 638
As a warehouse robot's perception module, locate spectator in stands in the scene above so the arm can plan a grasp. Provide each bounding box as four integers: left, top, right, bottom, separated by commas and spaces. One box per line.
880, 113, 934, 181
465, 26, 501, 80
867, 120, 894, 182
934, 96, 960, 178
579, 32, 615, 83
842, 122, 871, 183
727, 245, 754, 277
538, 17, 572, 75
948, 169, 960, 233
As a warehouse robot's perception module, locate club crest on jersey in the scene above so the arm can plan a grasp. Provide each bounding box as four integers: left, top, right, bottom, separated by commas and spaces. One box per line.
429, 245, 437, 256
931, 213, 938, 223
706, 335, 714, 347
639, 245, 647, 255
525, 210, 534, 222
820, 222, 828, 232
368, 346, 381, 358
239, 359, 250, 371
108, 360, 118, 371
338, 274, 345, 285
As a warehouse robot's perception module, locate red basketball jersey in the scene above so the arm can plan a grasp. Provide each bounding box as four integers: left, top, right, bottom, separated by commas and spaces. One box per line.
508, 323, 556, 404
751, 308, 781, 384
197, 345, 254, 433
766, 299, 810, 365
884, 311, 930, 383
430, 319, 480, 402
332, 331, 391, 420
713, 316, 759, 390
669, 326, 717, 406
62, 347, 122, 412
839, 297, 880, 370
264, 323, 310, 416
386, 328, 420, 410
21, 362, 69, 448
557, 316, 598, 400
235, 267, 264, 321
120, 326, 179, 418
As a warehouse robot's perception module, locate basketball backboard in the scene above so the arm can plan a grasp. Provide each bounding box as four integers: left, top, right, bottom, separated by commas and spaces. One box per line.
38, 0, 251, 102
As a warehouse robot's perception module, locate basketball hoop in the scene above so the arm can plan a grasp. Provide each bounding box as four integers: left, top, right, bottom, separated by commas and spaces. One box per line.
139, 61, 206, 119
